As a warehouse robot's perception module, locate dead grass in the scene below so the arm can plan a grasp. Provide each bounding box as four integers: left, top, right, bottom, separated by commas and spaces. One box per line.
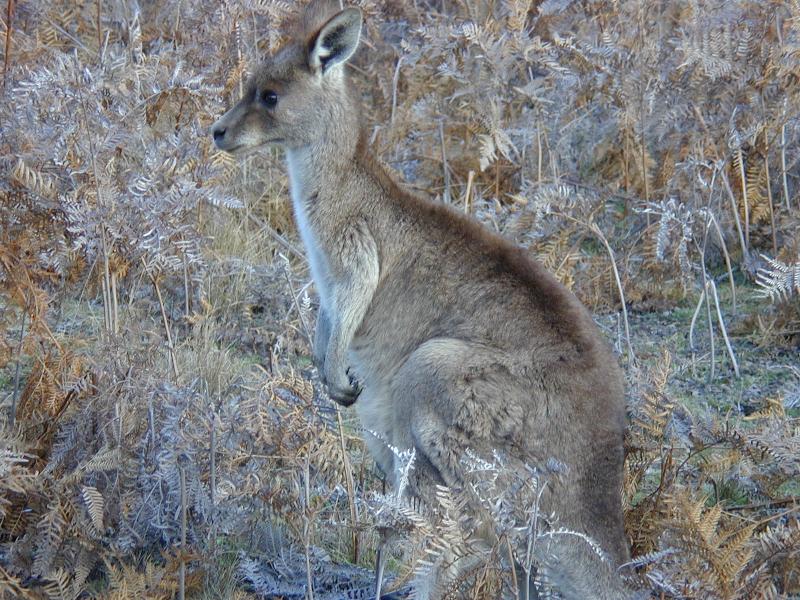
1, 0, 799, 598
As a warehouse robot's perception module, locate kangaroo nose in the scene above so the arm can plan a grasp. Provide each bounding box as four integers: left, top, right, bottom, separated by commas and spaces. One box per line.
213, 127, 226, 142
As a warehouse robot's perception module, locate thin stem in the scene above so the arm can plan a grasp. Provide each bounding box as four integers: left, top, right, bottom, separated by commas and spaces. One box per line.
708, 278, 739, 378
101, 267, 111, 335
705, 277, 716, 381
464, 170, 475, 214
390, 56, 402, 127
209, 409, 218, 549
183, 251, 191, 318
698, 222, 715, 380
111, 271, 119, 335
179, 463, 187, 600
763, 129, 778, 256
335, 407, 359, 563
143, 258, 180, 381
75, 60, 115, 336
439, 119, 451, 203
719, 168, 748, 260
706, 212, 736, 316
248, 213, 306, 262
3, 0, 14, 90
303, 452, 315, 600
736, 148, 750, 249
374, 545, 385, 600
689, 288, 705, 375
10, 309, 26, 428
95, 0, 102, 55
591, 223, 635, 363
506, 536, 520, 600
780, 122, 791, 210
536, 119, 543, 184
556, 212, 635, 362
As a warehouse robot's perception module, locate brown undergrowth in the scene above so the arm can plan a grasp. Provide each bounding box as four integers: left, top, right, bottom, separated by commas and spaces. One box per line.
1, 0, 799, 598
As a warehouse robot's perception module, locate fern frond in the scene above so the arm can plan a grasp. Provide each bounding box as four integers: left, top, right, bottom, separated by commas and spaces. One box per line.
756, 255, 800, 301
81, 486, 105, 533
33, 500, 67, 577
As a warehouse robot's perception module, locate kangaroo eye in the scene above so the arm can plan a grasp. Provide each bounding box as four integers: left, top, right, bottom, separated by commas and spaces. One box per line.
261, 90, 278, 108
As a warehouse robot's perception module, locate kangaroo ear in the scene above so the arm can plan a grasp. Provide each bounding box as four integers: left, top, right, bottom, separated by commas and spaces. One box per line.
307, 8, 362, 74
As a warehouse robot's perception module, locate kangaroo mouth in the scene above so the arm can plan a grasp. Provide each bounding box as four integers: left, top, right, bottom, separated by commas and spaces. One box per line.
219, 143, 244, 154
220, 139, 285, 155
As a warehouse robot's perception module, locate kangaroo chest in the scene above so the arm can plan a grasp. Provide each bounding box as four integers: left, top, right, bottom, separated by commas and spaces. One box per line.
286, 150, 332, 312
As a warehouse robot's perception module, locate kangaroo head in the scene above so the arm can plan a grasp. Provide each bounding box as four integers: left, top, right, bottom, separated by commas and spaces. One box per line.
211, 4, 362, 154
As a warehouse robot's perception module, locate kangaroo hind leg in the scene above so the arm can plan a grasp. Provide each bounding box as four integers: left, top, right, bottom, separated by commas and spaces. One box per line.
389, 338, 531, 599
389, 338, 632, 600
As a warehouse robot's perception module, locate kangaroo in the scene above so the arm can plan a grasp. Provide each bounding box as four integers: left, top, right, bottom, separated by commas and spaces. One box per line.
212, 2, 632, 598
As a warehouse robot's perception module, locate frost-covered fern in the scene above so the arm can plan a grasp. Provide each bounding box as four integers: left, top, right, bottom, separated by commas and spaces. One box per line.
756, 255, 800, 301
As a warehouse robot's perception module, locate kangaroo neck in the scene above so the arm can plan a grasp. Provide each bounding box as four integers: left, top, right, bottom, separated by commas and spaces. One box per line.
285, 131, 360, 213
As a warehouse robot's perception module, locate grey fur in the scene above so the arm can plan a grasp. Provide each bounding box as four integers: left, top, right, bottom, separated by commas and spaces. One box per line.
212, 3, 632, 598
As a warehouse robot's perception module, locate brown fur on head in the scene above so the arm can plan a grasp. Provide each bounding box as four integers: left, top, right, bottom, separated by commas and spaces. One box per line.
210, 2, 362, 154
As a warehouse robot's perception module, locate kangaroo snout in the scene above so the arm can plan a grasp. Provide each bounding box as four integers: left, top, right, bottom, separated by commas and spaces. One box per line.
210, 116, 230, 150
210, 109, 241, 152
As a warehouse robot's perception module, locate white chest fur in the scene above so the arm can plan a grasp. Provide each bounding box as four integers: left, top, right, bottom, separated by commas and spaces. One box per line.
286, 148, 331, 312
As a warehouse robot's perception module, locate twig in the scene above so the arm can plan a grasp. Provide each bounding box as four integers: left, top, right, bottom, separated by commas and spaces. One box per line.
209, 407, 218, 552
640, 105, 649, 203
178, 462, 187, 600
736, 148, 750, 250
503, 535, 526, 600
688, 287, 704, 375
335, 407, 359, 563
111, 271, 119, 335
536, 118, 543, 184
464, 170, 475, 214
705, 211, 737, 315
590, 222, 635, 363
182, 251, 191, 318
95, 0, 102, 55
10, 309, 26, 428
2, 0, 14, 90
43, 16, 91, 56
700, 221, 717, 381
142, 258, 180, 382
727, 497, 797, 512
439, 119, 451, 203
374, 545, 385, 600
390, 55, 402, 127
705, 277, 716, 381
75, 60, 116, 336
763, 129, 778, 256
637, 9, 650, 204
707, 278, 739, 378
303, 452, 315, 600
780, 122, 791, 210
553, 211, 635, 362
719, 168, 748, 261
248, 213, 306, 263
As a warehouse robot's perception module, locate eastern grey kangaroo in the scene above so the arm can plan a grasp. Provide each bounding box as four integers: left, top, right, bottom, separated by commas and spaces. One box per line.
212, 2, 631, 598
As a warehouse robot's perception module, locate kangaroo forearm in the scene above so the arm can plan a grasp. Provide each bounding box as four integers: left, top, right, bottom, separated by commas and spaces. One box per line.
322, 222, 380, 378
324, 273, 377, 379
